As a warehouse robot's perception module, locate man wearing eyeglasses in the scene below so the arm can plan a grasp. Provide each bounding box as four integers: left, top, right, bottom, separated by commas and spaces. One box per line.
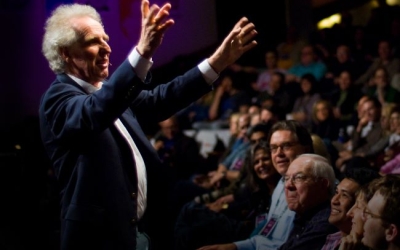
277, 153, 338, 250
320, 168, 381, 250
197, 120, 315, 250
361, 174, 400, 250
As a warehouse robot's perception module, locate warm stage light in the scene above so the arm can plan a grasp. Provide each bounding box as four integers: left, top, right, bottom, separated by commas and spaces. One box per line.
317, 14, 341, 29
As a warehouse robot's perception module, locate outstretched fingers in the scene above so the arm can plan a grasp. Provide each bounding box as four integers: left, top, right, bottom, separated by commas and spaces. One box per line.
141, 0, 149, 18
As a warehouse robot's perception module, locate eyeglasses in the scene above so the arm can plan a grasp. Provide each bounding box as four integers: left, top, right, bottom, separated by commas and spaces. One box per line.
269, 142, 298, 153
362, 207, 385, 220
283, 173, 314, 184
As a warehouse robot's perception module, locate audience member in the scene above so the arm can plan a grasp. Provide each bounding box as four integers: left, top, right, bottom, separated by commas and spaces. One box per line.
260, 105, 281, 125
360, 103, 398, 168
256, 71, 292, 118
176, 91, 214, 129
174, 139, 280, 249
340, 175, 383, 250
363, 66, 400, 106
361, 174, 400, 250
323, 45, 362, 97
320, 168, 381, 250
275, 153, 338, 250
345, 95, 370, 140
171, 120, 267, 218
355, 39, 400, 88
289, 73, 321, 131
194, 69, 252, 130
335, 97, 384, 172
379, 154, 400, 175
38, 2, 257, 249
286, 44, 328, 83
217, 112, 242, 164
311, 99, 341, 143
254, 50, 287, 94
197, 120, 314, 250
153, 115, 204, 181
329, 70, 363, 129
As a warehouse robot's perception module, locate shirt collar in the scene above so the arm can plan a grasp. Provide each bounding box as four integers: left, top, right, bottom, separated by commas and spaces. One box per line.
67, 74, 102, 94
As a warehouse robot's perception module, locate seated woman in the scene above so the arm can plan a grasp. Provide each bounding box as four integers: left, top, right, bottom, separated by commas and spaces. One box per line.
170, 122, 270, 222
174, 140, 281, 250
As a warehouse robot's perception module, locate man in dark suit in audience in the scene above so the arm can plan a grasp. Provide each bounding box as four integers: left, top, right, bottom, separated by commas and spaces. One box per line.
336, 97, 384, 172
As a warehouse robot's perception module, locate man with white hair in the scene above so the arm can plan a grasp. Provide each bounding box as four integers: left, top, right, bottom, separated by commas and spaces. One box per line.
278, 153, 338, 250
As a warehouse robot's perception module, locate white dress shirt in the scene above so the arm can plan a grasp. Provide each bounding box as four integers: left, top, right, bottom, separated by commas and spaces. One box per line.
68, 46, 219, 219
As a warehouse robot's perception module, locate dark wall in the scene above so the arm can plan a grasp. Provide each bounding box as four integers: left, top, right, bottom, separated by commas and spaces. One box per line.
215, 0, 287, 68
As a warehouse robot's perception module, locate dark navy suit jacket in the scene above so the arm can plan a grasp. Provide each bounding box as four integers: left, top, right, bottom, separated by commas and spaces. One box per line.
39, 60, 213, 250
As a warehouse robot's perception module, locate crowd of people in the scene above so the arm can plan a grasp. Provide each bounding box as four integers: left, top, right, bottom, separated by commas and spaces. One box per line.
21, 1, 400, 250
151, 3, 400, 250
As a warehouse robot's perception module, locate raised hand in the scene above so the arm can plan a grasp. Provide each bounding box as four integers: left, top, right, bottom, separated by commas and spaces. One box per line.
208, 17, 257, 74
136, 0, 175, 59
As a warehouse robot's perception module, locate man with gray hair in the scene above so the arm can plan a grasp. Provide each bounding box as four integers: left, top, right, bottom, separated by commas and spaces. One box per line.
278, 153, 337, 250
197, 120, 316, 250
38, 1, 257, 249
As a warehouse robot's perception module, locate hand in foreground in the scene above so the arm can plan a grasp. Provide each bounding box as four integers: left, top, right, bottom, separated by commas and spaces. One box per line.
206, 194, 234, 212
136, 0, 175, 59
208, 17, 257, 73
205, 201, 225, 212
208, 171, 224, 187
339, 231, 362, 250
193, 174, 214, 189
197, 243, 237, 250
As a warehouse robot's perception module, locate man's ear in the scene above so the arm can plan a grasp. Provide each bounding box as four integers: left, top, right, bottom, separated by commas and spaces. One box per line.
59, 47, 70, 62
385, 223, 398, 243
319, 177, 330, 190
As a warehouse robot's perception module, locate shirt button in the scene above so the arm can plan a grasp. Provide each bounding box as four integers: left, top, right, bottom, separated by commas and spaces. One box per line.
131, 218, 136, 224
131, 193, 136, 199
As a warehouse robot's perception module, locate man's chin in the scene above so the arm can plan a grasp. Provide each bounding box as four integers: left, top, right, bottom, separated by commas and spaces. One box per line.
277, 165, 288, 175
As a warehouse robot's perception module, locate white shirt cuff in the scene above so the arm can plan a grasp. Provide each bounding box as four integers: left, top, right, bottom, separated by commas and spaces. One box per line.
128, 47, 153, 81
198, 59, 219, 85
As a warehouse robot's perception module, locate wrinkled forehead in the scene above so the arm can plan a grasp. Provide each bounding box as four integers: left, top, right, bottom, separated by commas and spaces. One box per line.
286, 157, 311, 175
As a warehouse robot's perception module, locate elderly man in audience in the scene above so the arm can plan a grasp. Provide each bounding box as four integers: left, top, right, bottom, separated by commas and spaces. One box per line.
361, 174, 400, 250
197, 120, 315, 250
320, 168, 380, 250
277, 153, 338, 250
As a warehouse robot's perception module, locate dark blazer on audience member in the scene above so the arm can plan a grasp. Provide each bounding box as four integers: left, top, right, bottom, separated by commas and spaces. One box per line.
352, 121, 384, 155
38, 60, 213, 249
